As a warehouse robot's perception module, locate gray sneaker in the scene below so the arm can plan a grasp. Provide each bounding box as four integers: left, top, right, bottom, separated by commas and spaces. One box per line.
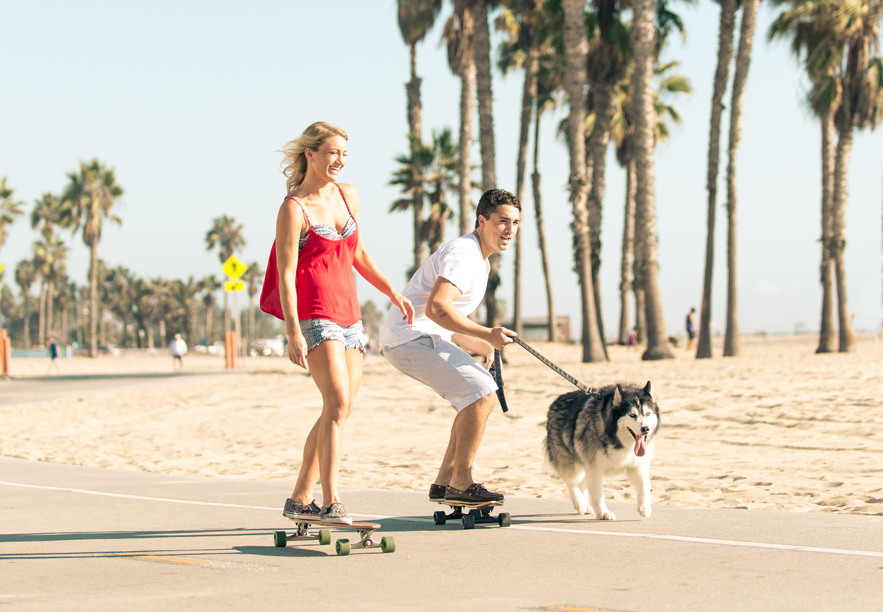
320, 502, 352, 525
282, 498, 322, 520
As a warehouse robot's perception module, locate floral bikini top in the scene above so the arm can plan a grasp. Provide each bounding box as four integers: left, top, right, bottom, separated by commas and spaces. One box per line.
284, 190, 357, 250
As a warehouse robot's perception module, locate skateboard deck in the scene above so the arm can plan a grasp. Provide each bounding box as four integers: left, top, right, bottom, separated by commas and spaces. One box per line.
274, 516, 395, 555
432, 499, 511, 529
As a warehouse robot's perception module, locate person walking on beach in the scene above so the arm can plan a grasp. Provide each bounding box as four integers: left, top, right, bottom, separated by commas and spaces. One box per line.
685, 307, 697, 351
379, 188, 520, 505
169, 333, 187, 370
47, 337, 60, 375
261, 121, 413, 525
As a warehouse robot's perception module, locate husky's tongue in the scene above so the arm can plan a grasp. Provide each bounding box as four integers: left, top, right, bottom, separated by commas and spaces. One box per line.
634, 434, 646, 457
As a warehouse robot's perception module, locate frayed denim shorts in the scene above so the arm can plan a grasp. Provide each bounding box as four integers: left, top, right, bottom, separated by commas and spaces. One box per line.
299, 318, 366, 353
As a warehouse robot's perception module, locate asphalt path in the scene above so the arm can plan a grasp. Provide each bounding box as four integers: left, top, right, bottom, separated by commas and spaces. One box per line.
1, 457, 881, 611
0, 371, 239, 406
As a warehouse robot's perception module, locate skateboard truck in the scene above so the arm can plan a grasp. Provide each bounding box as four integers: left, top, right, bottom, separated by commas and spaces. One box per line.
432, 501, 511, 529
273, 520, 396, 555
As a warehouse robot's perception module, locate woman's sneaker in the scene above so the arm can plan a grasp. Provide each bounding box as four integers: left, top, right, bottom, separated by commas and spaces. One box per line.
282, 498, 322, 520
320, 502, 353, 525
444, 483, 504, 504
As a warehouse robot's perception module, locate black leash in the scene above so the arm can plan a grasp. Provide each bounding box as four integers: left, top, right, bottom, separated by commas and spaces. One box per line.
490, 349, 509, 412
510, 337, 602, 400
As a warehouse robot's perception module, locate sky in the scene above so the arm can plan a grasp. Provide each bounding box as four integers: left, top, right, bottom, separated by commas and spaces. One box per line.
1, 0, 881, 340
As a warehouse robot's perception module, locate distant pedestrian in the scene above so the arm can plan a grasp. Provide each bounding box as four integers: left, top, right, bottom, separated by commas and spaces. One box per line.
685, 308, 696, 351
170, 333, 188, 370
628, 327, 638, 348
47, 337, 60, 375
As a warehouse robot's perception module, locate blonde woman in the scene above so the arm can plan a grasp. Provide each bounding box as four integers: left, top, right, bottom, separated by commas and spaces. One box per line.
261, 121, 413, 523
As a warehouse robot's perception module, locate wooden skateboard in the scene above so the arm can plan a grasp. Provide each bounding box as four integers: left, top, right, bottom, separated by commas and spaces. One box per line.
273, 516, 395, 555
432, 499, 511, 529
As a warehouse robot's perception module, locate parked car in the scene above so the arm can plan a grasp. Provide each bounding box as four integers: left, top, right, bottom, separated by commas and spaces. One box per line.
248, 337, 285, 357
194, 340, 225, 355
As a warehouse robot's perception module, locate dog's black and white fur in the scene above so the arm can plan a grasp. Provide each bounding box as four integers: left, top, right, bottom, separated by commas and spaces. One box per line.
544, 381, 659, 520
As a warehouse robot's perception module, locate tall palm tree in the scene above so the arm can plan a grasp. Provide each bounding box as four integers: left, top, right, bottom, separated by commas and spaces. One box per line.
444, 0, 478, 237
697, 0, 738, 359
723, 0, 761, 357
391, 128, 461, 255
631, 0, 673, 360
59, 159, 123, 357
562, 0, 606, 361
0, 176, 25, 254
397, 0, 443, 272
104, 265, 139, 347
54, 275, 76, 345
15, 259, 37, 348
205, 214, 246, 338
30, 192, 65, 240
32, 236, 68, 343
497, 0, 545, 336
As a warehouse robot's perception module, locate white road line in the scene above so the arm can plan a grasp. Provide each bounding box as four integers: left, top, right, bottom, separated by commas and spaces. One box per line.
2, 480, 881, 559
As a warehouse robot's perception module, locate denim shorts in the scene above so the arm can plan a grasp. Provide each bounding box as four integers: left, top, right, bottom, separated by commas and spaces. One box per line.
299, 318, 366, 353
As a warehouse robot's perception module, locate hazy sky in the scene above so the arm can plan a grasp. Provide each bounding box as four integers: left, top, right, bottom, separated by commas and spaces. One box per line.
2, 0, 881, 339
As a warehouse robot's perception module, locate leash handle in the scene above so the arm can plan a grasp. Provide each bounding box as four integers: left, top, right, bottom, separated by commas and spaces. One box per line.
510, 337, 600, 398
491, 349, 509, 412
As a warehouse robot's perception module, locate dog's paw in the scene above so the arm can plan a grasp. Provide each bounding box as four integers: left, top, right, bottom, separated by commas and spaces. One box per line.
573, 502, 589, 515
638, 504, 652, 518
599, 511, 616, 520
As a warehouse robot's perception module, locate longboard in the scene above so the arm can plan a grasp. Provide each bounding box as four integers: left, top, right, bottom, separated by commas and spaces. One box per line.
432, 499, 511, 529
274, 516, 395, 555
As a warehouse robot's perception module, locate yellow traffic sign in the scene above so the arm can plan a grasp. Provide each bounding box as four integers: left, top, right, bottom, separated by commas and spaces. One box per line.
0, 263, 4, 274
222, 255, 247, 280
225, 280, 245, 292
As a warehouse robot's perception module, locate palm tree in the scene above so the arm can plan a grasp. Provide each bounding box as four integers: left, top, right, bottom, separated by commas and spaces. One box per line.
14, 259, 37, 348
397, 0, 443, 272
54, 275, 77, 345
0, 176, 25, 254
631, 0, 673, 360
561, 0, 606, 361
391, 128, 461, 256
199, 275, 222, 347
243, 263, 264, 348
59, 159, 123, 357
30, 192, 65, 240
723, 0, 761, 357
104, 265, 139, 347
32, 236, 68, 343
444, 0, 478, 237
697, 0, 738, 359
769, 0, 847, 353
497, 0, 545, 336
140, 277, 177, 348
205, 214, 246, 338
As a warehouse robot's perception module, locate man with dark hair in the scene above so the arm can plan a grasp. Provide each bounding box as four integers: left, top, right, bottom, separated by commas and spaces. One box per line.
379, 189, 521, 504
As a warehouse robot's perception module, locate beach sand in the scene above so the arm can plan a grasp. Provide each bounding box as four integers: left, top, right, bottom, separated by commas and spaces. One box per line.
3, 335, 882, 516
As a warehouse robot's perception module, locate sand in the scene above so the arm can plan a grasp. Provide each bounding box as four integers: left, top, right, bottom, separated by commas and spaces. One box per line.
3, 335, 882, 516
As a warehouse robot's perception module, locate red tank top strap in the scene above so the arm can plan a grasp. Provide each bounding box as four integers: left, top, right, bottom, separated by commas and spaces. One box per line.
284, 195, 310, 226
335, 183, 353, 216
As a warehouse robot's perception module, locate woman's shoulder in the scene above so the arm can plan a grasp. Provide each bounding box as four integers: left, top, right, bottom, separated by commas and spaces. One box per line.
337, 182, 358, 199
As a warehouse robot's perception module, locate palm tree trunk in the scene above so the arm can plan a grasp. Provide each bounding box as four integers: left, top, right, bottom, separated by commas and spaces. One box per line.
588, 81, 615, 356
618, 157, 636, 345
512, 41, 539, 338
831, 125, 855, 352
631, 0, 673, 361
563, 0, 605, 362
38, 282, 46, 345
46, 279, 55, 338
532, 109, 555, 342
458, 58, 476, 237
698, 0, 737, 359
89, 242, 99, 357
474, 0, 495, 191
22, 294, 31, 348
817, 112, 837, 352
407, 42, 427, 271
723, 0, 759, 357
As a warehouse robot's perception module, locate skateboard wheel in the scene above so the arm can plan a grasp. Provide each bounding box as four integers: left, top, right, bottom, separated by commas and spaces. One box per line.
318, 529, 332, 545
381, 536, 396, 553
273, 531, 287, 547
433, 510, 447, 525
462, 515, 476, 530
498, 512, 511, 527
469, 508, 482, 519
336, 539, 351, 556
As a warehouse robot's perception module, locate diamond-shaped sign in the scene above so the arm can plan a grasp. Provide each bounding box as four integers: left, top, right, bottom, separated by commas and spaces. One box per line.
222, 255, 247, 280
0, 263, 4, 275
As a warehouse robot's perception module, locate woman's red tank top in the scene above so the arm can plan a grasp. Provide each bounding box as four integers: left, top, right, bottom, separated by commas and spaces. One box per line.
294, 186, 361, 326
259, 185, 361, 326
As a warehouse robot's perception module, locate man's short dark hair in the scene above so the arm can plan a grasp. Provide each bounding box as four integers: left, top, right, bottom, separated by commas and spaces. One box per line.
475, 189, 521, 228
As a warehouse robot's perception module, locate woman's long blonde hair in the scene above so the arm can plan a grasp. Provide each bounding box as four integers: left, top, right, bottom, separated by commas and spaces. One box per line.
280, 121, 348, 195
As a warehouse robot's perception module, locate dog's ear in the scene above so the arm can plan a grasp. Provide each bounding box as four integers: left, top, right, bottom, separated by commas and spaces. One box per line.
613, 384, 623, 404
643, 381, 652, 397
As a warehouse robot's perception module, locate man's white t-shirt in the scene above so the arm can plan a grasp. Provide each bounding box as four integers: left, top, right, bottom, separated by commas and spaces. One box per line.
379, 233, 488, 350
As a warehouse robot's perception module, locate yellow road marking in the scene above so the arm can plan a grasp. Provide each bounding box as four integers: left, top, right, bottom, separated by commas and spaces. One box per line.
126, 555, 209, 566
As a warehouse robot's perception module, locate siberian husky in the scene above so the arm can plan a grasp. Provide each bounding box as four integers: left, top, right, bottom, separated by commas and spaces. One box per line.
544, 381, 659, 520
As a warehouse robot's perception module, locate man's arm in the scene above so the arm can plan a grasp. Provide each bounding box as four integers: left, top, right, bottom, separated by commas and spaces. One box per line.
425, 278, 515, 351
